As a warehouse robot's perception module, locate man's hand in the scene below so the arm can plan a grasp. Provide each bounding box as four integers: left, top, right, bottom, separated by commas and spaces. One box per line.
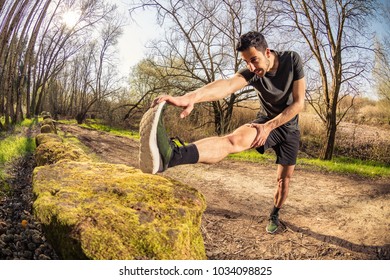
246, 123, 272, 148
151, 94, 195, 119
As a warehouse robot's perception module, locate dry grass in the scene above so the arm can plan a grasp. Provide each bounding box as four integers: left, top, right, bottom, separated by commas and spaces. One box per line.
163, 105, 216, 142
342, 98, 390, 126
163, 102, 260, 142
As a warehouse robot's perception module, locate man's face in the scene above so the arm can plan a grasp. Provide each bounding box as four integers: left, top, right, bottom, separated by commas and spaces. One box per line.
240, 47, 270, 77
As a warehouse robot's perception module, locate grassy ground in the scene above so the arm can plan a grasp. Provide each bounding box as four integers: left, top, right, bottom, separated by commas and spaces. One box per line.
59, 119, 140, 140
228, 149, 390, 178
0, 119, 37, 195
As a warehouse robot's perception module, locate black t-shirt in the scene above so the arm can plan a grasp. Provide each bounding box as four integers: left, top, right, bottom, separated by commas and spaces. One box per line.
237, 50, 304, 129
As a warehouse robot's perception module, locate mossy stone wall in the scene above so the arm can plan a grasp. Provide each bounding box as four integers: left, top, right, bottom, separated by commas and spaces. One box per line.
32, 130, 206, 260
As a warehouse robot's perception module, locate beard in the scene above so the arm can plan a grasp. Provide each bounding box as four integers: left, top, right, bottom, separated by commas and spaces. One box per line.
254, 57, 270, 77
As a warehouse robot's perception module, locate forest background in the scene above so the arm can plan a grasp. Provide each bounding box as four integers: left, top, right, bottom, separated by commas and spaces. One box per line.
1, 0, 390, 170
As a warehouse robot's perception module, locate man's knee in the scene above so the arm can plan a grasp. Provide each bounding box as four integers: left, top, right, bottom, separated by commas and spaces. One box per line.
277, 165, 295, 184
277, 172, 293, 187
224, 126, 255, 153
277, 177, 290, 187
225, 133, 248, 153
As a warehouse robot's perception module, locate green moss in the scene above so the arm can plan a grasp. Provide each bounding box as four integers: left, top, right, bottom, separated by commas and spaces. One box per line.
35, 139, 90, 166
35, 133, 63, 146
33, 161, 206, 260
32, 131, 206, 259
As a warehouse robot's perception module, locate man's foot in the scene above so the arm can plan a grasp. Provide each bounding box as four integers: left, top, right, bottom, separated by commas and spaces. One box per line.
139, 101, 168, 174
140, 101, 180, 174
266, 214, 279, 234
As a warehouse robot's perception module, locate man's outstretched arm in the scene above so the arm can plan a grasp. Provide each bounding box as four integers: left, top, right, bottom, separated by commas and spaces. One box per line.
152, 74, 248, 118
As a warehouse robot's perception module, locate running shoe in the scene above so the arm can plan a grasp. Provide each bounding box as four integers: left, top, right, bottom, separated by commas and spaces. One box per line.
139, 101, 167, 174
140, 101, 179, 174
266, 214, 279, 234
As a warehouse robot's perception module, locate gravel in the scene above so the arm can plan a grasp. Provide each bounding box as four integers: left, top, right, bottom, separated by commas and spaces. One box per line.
0, 155, 59, 260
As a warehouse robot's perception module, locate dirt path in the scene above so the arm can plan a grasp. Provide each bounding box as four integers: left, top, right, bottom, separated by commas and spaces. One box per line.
59, 124, 390, 260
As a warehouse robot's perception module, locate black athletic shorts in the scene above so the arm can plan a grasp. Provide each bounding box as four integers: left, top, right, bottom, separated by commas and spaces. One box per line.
252, 116, 300, 166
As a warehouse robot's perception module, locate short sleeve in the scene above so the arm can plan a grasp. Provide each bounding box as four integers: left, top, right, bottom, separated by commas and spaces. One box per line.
237, 68, 256, 84
292, 51, 305, 81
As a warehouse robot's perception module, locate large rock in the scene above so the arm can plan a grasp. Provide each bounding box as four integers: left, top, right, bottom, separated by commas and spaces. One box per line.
32, 161, 206, 260
35, 133, 63, 146
40, 117, 57, 134
35, 137, 90, 166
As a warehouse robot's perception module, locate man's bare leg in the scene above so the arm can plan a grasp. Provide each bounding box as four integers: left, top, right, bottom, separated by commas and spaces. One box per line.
274, 164, 295, 207
267, 164, 295, 233
194, 124, 258, 164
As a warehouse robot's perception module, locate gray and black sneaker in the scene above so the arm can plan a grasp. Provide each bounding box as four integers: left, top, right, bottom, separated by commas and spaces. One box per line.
139, 101, 176, 174
266, 214, 280, 234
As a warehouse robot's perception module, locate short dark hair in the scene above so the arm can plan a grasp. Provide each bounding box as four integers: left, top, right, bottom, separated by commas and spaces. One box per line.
236, 31, 268, 53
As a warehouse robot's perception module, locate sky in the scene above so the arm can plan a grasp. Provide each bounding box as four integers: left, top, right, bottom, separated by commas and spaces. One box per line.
110, 0, 161, 77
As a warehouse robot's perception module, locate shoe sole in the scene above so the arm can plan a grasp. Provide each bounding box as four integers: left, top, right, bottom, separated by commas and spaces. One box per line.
139, 101, 166, 174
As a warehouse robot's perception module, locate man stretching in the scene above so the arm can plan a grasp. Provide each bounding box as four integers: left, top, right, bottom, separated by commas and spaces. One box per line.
139, 31, 306, 234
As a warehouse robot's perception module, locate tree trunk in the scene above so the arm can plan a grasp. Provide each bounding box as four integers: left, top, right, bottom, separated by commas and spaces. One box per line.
320, 112, 337, 160
26, 68, 31, 118
17, 0, 43, 119
224, 94, 236, 133
26, 0, 52, 116
211, 94, 236, 135
0, 83, 4, 115
0, 0, 7, 13
76, 112, 85, 124
212, 101, 223, 135
16, 81, 24, 123
0, 1, 21, 62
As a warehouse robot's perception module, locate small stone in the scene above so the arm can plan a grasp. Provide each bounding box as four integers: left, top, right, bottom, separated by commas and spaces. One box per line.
31, 234, 42, 244
35, 245, 43, 255
6, 228, 16, 235
30, 229, 40, 236
3, 234, 13, 243
15, 241, 23, 250
8, 242, 16, 250
13, 234, 22, 242
38, 254, 51, 260
2, 248, 12, 256
27, 223, 36, 229
28, 242, 37, 251
22, 250, 33, 259
0, 226, 6, 235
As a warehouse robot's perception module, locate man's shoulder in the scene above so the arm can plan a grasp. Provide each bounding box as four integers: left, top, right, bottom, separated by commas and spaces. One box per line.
237, 68, 256, 83
276, 50, 301, 61
276, 50, 304, 79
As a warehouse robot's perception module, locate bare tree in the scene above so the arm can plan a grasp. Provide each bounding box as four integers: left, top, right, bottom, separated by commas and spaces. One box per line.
0, 0, 38, 127
75, 15, 123, 124
129, 0, 278, 135
280, 0, 377, 160
0, 0, 123, 130
372, 1, 390, 102
121, 59, 175, 121
50, 10, 124, 124
21, 0, 52, 119
31, 0, 119, 116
